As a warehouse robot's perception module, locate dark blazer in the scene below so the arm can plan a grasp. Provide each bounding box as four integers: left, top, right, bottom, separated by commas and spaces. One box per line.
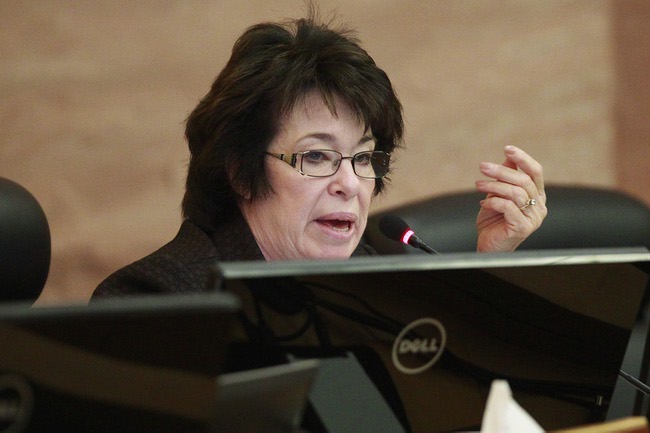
93, 211, 374, 298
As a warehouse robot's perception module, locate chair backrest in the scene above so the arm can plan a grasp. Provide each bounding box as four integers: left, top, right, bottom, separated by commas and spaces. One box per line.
0, 177, 50, 301
365, 185, 650, 254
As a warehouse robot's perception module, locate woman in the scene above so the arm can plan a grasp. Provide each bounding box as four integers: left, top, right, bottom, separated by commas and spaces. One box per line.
93, 14, 546, 298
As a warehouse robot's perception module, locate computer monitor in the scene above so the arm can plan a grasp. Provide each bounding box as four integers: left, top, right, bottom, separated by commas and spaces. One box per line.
0, 292, 239, 433
212, 247, 650, 433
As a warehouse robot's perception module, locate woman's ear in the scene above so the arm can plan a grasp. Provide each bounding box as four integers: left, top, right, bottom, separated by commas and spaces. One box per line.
226, 164, 252, 201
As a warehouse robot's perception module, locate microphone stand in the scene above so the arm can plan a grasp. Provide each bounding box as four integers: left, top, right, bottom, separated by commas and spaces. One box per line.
407, 234, 440, 255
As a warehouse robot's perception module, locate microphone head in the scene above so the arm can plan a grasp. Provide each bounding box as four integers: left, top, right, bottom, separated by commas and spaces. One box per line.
378, 214, 413, 245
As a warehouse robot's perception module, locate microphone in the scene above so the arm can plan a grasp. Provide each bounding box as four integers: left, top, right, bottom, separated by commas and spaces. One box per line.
378, 215, 440, 255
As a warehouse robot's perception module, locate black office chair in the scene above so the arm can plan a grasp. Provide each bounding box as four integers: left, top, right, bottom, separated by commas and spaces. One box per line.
0, 177, 51, 302
365, 185, 650, 254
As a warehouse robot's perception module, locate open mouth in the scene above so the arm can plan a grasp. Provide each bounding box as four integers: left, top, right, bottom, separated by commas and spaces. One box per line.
317, 219, 352, 232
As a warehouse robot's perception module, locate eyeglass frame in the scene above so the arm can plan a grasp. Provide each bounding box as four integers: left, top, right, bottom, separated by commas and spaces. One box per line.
264, 149, 391, 179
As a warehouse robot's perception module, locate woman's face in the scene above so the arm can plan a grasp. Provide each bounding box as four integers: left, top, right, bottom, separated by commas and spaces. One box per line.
239, 92, 376, 261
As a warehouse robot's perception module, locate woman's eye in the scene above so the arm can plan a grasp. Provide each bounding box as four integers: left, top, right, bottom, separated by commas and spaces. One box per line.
304, 151, 328, 164
354, 153, 372, 165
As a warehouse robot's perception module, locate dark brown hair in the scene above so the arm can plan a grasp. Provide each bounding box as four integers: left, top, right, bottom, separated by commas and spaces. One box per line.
182, 12, 403, 232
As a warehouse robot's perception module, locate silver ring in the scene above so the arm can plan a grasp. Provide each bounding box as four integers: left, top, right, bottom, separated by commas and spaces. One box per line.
520, 198, 537, 211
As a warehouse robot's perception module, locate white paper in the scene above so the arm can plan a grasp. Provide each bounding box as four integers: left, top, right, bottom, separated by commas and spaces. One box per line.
480, 380, 544, 433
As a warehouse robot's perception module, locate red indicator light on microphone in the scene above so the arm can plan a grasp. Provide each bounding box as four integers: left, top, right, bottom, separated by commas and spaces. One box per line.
401, 229, 414, 245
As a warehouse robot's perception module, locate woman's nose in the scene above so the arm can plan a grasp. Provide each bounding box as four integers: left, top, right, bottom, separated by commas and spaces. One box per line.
328, 158, 361, 197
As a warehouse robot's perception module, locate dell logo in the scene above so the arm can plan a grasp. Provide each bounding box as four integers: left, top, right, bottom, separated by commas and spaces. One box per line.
392, 318, 446, 375
399, 338, 440, 355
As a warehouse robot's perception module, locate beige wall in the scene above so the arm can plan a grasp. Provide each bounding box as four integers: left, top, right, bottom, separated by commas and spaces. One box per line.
1, 1, 647, 304
613, 1, 650, 202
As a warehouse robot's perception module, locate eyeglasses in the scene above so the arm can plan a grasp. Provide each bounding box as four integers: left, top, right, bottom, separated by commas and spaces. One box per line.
265, 149, 391, 179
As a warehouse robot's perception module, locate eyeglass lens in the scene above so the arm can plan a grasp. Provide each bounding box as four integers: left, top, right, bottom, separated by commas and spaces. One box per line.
299, 150, 389, 178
